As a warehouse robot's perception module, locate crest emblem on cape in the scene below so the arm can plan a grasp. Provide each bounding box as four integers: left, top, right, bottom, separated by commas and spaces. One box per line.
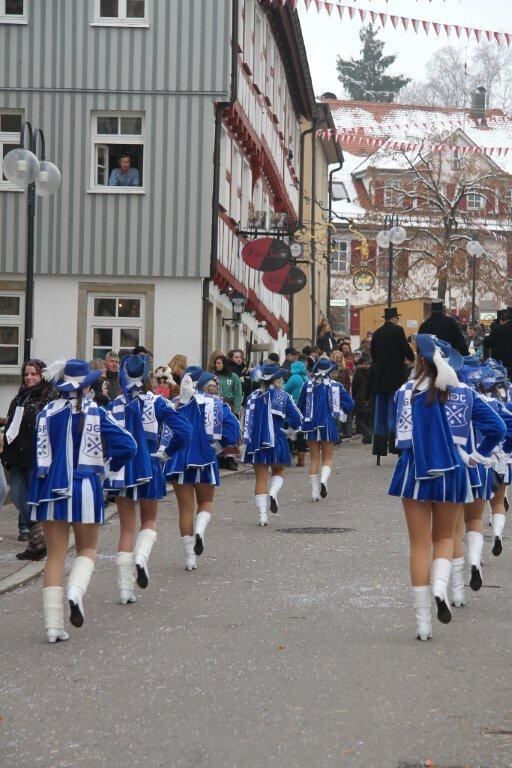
445, 402, 468, 428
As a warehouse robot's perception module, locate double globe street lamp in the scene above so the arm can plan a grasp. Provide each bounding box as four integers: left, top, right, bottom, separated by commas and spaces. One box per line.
2, 121, 61, 360
466, 238, 484, 325
376, 214, 407, 307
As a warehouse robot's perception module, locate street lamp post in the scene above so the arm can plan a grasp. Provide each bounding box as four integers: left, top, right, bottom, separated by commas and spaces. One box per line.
466, 239, 484, 324
2, 122, 61, 361
376, 215, 407, 307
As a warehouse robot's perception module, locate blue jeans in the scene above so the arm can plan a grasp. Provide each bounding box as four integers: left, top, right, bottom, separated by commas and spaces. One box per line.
9, 464, 32, 533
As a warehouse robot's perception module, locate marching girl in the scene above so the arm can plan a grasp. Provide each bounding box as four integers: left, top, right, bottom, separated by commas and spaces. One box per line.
243, 363, 302, 526
476, 363, 512, 558
443, 356, 507, 606
297, 356, 354, 501
160, 366, 240, 569
106, 355, 192, 604
389, 335, 505, 641
28, 360, 137, 642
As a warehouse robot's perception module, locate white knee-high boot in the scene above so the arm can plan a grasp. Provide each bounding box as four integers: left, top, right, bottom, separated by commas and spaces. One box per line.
310, 475, 320, 502
117, 551, 136, 605
450, 557, 465, 607
67, 556, 95, 628
255, 494, 269, 527
134, 529, 157, 589
320, 466, 331, 498
431, 557, 452, 624
269, 475, 283, 514
467, 531, 483, 591
182, 535, 197, 571
194, 510, 211, 556
492, 513, 506, 556
43, 587, 69, 643
412, 586, 432, 641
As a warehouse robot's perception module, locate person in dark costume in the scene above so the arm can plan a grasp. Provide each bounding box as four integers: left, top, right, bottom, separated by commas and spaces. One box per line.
418, 299, 469, 356
370, 308, 415, 458
482, 308, 512, 376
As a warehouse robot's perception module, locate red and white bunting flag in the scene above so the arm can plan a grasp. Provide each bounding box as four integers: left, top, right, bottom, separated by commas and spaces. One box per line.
432, 22, 440, 36
411, 18, 420, 34
370, 11, 378, 24
506, 33, 512, 46
303, 0, 312, 8
348, 6, 356, 19
504, 148, 510, 156
358, 8, 367, 23
337, 4, 344, 19
422, 20, 430, 34
494, 32, 502, 45
486, 30, 493, 42
464, 27, 472, 40
379, 12, 387, 27
443, 24, 451, 37
325, 1, 333, 16
390, 15, 399, 29
401, 17, 409, 32
314, 0, 323, 13
454, 25, 462, 38
474, 29, 482, 42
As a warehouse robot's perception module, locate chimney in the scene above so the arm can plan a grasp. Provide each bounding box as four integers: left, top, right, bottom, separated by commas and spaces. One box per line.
470, 86, 487, 125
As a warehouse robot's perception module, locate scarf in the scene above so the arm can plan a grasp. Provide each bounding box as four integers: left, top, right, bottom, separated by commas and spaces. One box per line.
112, 391, 159, 440
244, 388, 287, 454
195, 393, 223, 441
303, 377, 342, 424
36, 397, 104, 494
395, 382, 414, 449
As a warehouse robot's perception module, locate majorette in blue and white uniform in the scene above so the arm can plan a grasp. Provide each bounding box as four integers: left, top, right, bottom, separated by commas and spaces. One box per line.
297, 356, 354, 501
29, 359, 137, 643
444, 353, 506, 604
474, 360, 512, 557
160, 366, 240, 569
390, 336, 470, 641
243, 363, 302, 526
106, 355, 192, 603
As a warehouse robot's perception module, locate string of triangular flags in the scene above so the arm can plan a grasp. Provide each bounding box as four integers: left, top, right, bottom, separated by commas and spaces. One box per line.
317, 128, 512, 156
265, 0, 512, 46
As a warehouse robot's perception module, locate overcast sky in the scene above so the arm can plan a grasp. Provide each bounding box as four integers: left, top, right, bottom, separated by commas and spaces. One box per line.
299, 0, 512, 97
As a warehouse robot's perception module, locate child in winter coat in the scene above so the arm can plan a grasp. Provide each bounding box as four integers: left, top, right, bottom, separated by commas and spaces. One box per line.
285, 357, 309, 466
351, 353, 373, 444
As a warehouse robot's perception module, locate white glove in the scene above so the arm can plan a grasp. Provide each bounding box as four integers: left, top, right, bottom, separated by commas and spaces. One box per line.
179, 374, 195, 404
151, 448, 169, 462
282, 427, 298, 441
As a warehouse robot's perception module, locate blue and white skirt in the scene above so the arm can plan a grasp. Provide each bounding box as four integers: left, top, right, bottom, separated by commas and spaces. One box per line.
169, 462, 219, 486
112, 458, 167, 501
302, 423, 339, 443
30, 475, 105, 525
471, 463, 493, 502
243, 432, 291, 466
389, 448, 472, 504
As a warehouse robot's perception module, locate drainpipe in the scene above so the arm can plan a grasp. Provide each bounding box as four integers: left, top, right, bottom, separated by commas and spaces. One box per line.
310, 117, 318, 344
201, 0, 239, 367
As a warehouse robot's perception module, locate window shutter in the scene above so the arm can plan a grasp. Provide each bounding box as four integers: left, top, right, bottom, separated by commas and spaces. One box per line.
351, 239, 362, 268
373, 181, 384, 207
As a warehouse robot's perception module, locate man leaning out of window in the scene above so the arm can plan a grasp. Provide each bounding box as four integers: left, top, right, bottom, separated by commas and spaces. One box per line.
109, 154, 140, 187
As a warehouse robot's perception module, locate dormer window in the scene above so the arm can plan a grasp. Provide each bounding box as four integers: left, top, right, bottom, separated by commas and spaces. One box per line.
466, 191, 486, 211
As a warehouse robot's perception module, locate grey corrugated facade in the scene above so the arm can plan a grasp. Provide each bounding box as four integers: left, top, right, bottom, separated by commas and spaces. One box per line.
0, 0, 231, 277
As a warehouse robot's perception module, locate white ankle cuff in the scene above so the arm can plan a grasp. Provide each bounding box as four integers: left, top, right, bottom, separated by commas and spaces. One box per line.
195, 511, 211, 538
67, 556, 95, 597
135, 529, 157, 560
320, 466, 331, 485
255, 494, 268, 512
269, 475, 284, 498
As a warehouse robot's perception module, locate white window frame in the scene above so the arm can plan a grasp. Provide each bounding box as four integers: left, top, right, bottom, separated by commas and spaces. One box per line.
0, 291, 24, 372
332, 241, 350, 274
88, 111, 146, 194
0, 0, 27, 24
0, 109, 25, 191
383, 184, 401, 208
86, 293, 145, 360
467, 191, 486, 211
91, 0, 149, 27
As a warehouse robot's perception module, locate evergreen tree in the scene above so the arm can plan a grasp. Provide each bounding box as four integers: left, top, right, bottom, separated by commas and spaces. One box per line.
336, 25, 411, 103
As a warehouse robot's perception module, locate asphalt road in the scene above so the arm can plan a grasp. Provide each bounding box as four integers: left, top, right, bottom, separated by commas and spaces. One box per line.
1, 443, 512, 768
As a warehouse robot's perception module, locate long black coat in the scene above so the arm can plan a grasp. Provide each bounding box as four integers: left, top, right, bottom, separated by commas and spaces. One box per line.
418, 313, 469, 356
2, 382, 57, 468
483, 321, 512, 374
370, 321, 415, 394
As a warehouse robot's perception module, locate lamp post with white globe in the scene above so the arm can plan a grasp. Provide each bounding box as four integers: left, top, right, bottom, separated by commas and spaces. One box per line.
466, 239, 484, 324
2, 121, 61, 360
376, 214, 407, 308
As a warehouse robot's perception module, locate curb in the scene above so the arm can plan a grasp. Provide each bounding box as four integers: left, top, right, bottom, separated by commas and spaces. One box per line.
0, 466, 251, 596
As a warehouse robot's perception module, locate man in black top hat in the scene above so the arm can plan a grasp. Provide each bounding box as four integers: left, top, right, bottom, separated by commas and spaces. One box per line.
370, 307, 415, 456
483, 308, 512, 374
418, 299, 468, 355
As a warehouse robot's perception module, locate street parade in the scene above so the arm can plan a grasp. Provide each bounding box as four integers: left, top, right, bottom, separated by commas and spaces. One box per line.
3, 1, 512, 767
